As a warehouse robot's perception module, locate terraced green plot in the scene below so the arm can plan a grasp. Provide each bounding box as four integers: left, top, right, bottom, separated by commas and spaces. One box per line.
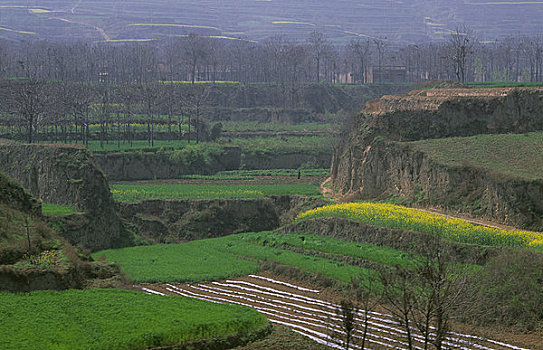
296, 202, 543, 249
409, 132, 543, 181
93, 232, 415, 284
111, 183, 321, 202
41, 203, 75, 216
0, 289, 268, 350
84, 140, 190, 152
94, 239, 260, 283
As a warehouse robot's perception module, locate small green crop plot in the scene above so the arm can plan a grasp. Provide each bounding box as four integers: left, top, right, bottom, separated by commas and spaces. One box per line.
0, 289, 268, 350
225, 135, 334, 155
220, 121, 337, 133
111, 183, 321, 202
84, 140, 190, 152
41, 203, 75, 216
94, 240, 260, 283
217, 168, 330, 177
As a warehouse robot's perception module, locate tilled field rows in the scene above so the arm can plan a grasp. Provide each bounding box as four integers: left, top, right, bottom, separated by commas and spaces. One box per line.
141, 275, 527, 350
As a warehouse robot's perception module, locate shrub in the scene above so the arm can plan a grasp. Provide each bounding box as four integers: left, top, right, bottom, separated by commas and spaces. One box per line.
462, 249, 543, 331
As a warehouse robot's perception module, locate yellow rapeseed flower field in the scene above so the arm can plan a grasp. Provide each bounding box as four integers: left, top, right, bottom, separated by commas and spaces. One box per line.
296, 202, 543, 249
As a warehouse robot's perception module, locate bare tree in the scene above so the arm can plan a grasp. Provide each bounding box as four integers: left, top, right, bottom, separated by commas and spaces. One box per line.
415, 241, 468, 350
181, 85, 210, 143
519, 34, 543, 82
379, 264, 416, 349
138, 83, 160, 146
373, 38, 387, 83
335, 299, 358, 350
350, 276, 379, 350
307, 31, 330, 82
183, 33, 210, 84
347, 38, 370, 83
447, 25, 476, 83
6, 76, 50, 144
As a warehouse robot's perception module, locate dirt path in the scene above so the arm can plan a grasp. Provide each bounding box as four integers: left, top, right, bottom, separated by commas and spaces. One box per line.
48, 16, 110, 41
320, 177, 338, 202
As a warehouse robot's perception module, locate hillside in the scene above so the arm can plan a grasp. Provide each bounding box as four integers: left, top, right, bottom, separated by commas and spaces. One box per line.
0, 171, 122, 292
1, 0, 542, 43
331, 87, 543, 230
0, 141, 130, 251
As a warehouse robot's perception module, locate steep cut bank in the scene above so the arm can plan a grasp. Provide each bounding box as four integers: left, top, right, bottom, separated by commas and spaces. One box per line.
118, 195, 327, 244
331, 88, 543, 230
93, 146, 242, 181
0, 171, 121, 292
92, 146, 331, 181
192, 83, 410, 119
0, 141, 129, 250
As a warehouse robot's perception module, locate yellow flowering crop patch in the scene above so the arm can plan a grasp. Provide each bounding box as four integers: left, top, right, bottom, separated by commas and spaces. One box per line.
296, 202, 543, 249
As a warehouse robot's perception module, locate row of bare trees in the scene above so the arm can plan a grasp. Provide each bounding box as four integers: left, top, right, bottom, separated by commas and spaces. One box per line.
0, 79, 212, 146
1, 29, 543, 85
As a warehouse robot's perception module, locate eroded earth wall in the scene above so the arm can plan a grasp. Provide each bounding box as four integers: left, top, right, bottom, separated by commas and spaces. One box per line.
331, 88, 543, 230
0, 142, 128, 250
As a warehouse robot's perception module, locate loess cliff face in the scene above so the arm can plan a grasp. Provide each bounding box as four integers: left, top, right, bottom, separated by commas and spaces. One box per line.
363, 88, 543, 141
118, 195, 327, 243
0, 142, 128, 250
0, 170, 41, 216
331, 88, 543, 230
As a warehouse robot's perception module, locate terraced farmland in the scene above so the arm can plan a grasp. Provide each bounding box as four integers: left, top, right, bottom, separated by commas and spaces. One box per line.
2, 0, 543, 42
296, 202, 543, 249
142, 275, 528, 350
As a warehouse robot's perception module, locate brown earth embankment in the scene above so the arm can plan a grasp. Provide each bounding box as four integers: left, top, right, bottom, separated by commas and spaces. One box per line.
0, 142, 130, 251
331, 88, 543, 230
118, 195, 327, 243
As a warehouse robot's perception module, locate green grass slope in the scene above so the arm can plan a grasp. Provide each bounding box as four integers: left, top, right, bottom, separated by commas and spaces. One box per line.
0, 289, 268, 350
409, 132, 543, 181
93, 232, 417, 284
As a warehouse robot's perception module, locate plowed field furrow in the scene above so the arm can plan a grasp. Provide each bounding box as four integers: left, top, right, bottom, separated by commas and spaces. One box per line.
140, 275, 528, 350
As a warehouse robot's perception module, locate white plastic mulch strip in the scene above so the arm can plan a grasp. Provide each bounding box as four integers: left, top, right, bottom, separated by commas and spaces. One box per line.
222, 280, 332, 308
170, 282, 500, 350
146, 276, 526, 350
248, 274, 321, 293
213, 281, 332, 311
290, 328, 345, 349
141, 287, 167, 296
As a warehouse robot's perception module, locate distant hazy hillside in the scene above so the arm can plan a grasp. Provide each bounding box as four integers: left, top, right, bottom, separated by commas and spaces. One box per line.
0, 0, 542, 43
